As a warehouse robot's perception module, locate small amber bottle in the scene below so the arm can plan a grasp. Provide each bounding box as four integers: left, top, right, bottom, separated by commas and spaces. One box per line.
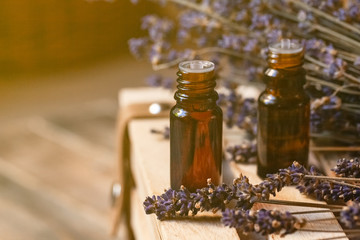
170, 60, 222, 192
257, 39, 310, 178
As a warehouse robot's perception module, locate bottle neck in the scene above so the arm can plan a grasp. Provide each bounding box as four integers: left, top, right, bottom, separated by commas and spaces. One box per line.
175, 70, 218, 110
264, 66, 306, 96
265, 42, 305, 96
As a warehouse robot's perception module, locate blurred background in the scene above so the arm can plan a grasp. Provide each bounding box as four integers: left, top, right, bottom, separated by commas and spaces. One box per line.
0, 0, 161, 119
0, 0, 163, 239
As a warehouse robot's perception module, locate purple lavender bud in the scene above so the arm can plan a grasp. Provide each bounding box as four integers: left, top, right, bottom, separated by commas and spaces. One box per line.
348, 3, 360, 20
341, 201, 360, 229
141, 15, 156, 30
128, 38, 148, 59
177, 29, 190, 44
167, 49, 178, 62
222, 208, 305, 236
332, 158, 360, 178
212, 0, 231, 16
226, 141, 257, 163
150, 126, 170, 139
293, 161, 360, 203
146, 74, 162, 87
162, 78, 174, 89
196, 36, 207, 47
235, 9, 248, 22
267, 29, 282, 44
218, 34, 243, 50
333, 8, 347, 21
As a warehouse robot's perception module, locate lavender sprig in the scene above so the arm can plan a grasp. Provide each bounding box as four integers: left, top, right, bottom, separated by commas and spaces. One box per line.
143, 160, 360, 220
226, 141, 257, 163
128, 0, 360, 143
222, 208, 306, 236
332, 157, 360, 178
143, 161, 309, 220
266, 159, 360, 203
143, 179, 234, 220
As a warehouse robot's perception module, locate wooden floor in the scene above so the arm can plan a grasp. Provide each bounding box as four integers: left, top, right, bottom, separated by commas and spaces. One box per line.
0, 58, 155, 240
0, 99, 125, 239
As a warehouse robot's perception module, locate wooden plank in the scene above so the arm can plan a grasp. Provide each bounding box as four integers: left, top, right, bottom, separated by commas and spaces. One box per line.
0, 159, 111, 240
0, 196, 61, 240
44, 99, 117, 151
0, 119, 113, 213
0, 109, 124, 238
131, 142, 162, 240
128, 118, 240, 240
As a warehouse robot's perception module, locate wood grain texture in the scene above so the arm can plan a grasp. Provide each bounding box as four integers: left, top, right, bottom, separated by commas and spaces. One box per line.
0, 100, 123, 240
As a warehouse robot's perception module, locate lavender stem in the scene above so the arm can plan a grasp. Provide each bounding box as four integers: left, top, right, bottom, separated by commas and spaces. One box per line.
291, 209, 342, 215
287, 0, 360, 36
306, 75, 360, 96
299, 229, 360, 233
318, 236, 352, 240
328, 180, 360, 189
258, 199, 343, 209
303, 175, 360, 183
168, 0, 250, 35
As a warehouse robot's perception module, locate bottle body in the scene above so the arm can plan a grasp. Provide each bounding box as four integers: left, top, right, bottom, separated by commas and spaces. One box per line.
257, 40, 310, 178
170, 60, 222, 192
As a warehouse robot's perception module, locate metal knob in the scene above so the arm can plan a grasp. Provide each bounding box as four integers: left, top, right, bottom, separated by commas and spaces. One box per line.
111, 182, 122, 207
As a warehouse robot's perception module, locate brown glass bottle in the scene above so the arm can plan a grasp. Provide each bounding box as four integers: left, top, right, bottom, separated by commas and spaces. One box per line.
257, 39, 310, 178
170, 60, 222, 192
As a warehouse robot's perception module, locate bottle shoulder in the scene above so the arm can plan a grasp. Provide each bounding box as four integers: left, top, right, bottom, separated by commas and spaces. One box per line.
171, 105, 222, 119
258, 91, 309, 107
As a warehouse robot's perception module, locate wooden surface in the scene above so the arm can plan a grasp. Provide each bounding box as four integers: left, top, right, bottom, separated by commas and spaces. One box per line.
0, 99, 123, 240
121, 87, 347, 240
128, 118, 347, 240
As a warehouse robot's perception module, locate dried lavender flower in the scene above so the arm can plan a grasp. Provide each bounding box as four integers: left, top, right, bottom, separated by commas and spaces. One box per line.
297, 179, 360, 202
332, 157, 360, 178
126, 0, 360, 144
144, 161, 360, 222
150, 126, 170, 139
143, 161, 310, 220
270, 160, 360, 203
226, 141, 257, 163
146, 75, 174, 89
222, 208, 306, 236
143, 179, 234, 220
341, 201, 360, 229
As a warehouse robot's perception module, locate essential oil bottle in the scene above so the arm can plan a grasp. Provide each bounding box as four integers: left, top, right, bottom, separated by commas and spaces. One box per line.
170, 60, 222, 192
257, 39, 310, 178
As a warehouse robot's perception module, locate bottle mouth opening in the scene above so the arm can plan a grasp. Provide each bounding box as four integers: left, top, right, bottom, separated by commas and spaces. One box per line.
179, 60, 215, 73
269, 39, 303, 54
